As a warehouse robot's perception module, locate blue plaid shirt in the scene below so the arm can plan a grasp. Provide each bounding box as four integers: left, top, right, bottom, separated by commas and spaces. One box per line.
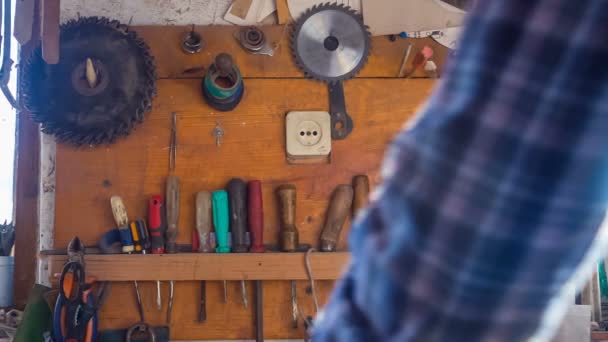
313, 1, 608, 341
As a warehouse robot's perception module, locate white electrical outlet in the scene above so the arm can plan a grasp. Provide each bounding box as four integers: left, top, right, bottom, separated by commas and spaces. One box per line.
286, 111, 331, 163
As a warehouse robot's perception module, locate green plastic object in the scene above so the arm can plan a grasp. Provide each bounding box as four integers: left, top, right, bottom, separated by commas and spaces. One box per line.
599, 261, 608, 299
212, 190, 231, 253
13, 284, 53, 342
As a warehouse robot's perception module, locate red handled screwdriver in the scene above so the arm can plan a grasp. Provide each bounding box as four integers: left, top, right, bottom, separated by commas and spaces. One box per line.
148, 195, 165, 310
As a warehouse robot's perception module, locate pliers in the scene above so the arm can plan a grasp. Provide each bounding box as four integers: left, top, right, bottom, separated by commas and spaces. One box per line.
53, 237, 103, 342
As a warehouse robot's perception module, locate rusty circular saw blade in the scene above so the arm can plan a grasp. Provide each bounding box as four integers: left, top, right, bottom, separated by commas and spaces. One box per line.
291, 3, 371, 83
20, 16, 157, 146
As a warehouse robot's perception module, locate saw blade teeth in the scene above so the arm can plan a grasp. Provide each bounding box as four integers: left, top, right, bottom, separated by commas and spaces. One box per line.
291, 2, 370, 83
20, 15, 157, 147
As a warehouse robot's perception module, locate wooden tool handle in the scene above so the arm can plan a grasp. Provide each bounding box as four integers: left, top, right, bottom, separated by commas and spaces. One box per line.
248, 181, 265, 253
110, 196, 134, 253
110, 196, 129, 227
227, 178, 248, 253
196, 191, 213, 253
320, 185, 354, 252
276, 184, 299, 252
352, 175, 370, 218
165, 176, 181, 253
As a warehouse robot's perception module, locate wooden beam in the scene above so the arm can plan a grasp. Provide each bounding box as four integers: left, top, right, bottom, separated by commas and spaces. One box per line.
44, 252, 351, 281
13, 0, 41, 309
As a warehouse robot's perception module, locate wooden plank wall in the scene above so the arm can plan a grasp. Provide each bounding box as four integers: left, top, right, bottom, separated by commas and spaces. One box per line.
51, 25, 440, 340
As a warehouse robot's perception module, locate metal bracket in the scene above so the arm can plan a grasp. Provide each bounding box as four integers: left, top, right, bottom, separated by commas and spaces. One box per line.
235, 27, 277, 57
328, 82, 353, 140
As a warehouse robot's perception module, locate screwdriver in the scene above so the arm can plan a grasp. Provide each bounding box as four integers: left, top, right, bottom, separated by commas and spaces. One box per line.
148, 195, 165, 310
130, 221, 143, 253
275, 185, 300, 329
110, 196, 145, 323
136, 220, 151, 253
320, 184, 354, 252
227, 178, 249, 308
195, 191, 213, 322
165, 175, 181, 325
248, 180, 265, 342
212, 190, 230, 303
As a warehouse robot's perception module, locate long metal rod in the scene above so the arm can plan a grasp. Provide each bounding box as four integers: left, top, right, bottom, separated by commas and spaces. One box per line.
156, 280, 162, 310
167, 280, 175, 324
241, 280, 248, 308
169, 112, 177, 171
133, 280, 145, 322
223, 280, 228, 303
291, 280, 298, 329
255, 280, 263, 342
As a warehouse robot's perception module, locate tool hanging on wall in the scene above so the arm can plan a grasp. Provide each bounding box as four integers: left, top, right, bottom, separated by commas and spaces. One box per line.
202, 53, 244, 112
165, 176, 180, 324
20, 17, 157, 146
182, 24, 205, 54
195, 191, 213, 323
236, 26, 276, 56
53, 237, 100, 342
110, 196, 146, 323
170, 112, 177, 171
248, 180, 265, 342
212, 190, 230, 303
148, 195, 165, 311
319, 185, 354, 252
276, 184, 301, 329
291, 4, 371, 140
276, 185, 299, 252
227, 178, 249, 308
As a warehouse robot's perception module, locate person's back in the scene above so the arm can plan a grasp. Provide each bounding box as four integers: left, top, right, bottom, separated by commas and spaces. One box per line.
313, 1, 608, 341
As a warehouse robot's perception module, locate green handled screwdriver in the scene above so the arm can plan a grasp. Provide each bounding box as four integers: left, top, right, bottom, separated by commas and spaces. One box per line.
212, 190, 230, 303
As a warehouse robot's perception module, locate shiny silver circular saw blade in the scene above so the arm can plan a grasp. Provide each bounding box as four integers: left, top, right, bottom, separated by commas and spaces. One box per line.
292, 3, 370, 83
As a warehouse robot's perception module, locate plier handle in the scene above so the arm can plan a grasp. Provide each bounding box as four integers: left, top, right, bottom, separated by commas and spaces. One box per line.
53, 261, 98, 342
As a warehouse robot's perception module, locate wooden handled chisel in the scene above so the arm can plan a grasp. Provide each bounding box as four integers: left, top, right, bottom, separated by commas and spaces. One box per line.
276, 185, 299, 329
319, 185, 354, 252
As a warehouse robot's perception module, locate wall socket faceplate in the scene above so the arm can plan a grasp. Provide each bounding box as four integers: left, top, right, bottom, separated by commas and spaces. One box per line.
286, 111, 331, 163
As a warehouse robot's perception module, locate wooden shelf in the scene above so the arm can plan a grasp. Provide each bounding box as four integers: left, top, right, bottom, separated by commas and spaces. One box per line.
42, 252, 351, 282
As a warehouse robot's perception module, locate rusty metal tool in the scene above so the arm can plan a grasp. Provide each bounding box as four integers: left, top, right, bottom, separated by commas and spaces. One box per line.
227, 178, 249, 308
195, 191, 213, 322
165, 176, 180, 324
110, 196, 145, 322
276, 185, 299, 252
352, 175, 370, 218
320, 185, 354, 252
249, 180, 265, 341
